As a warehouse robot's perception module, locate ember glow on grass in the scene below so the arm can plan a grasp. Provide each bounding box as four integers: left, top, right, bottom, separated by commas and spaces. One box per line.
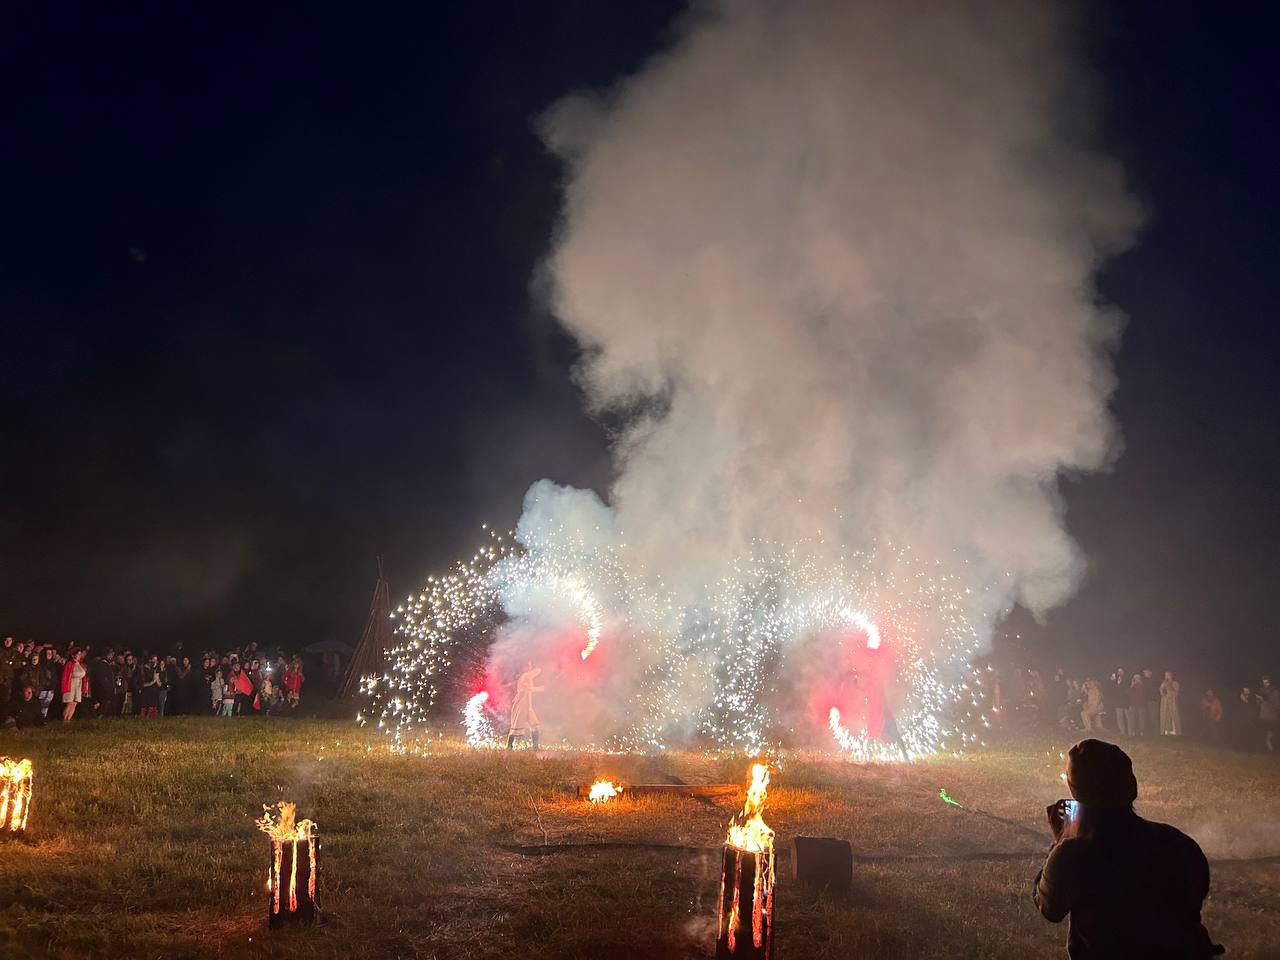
0, 757, 33, 834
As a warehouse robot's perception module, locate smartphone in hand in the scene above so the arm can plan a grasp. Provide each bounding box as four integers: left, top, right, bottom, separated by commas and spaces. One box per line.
1046, 798, 1082, 842
1062, 800, 1081, 838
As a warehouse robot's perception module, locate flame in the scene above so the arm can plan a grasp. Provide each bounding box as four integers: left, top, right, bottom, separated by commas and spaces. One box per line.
588, 779, 619, 804
719, 763, 775, 953
256, 801, 315, 842
257, 802, 316, 915
0, 757, 33, 833
725, 763, 773, 853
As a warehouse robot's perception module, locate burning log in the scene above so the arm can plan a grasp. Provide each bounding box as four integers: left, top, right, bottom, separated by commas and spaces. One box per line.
789, 836, 852, 892
715, 763, 775, 959
0, 758, 33, 836
257, 801, 319, 928
587, 779, 620, 804
576, 782, 738, 800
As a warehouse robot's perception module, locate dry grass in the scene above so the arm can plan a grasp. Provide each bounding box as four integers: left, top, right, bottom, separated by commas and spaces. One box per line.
0, 718, 1277, 959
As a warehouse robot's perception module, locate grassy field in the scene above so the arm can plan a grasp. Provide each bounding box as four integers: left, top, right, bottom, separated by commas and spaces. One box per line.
0, 717, 1276, 959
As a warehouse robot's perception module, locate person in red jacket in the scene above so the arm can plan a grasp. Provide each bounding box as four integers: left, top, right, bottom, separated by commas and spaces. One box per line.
233, 663, 255, 715
282, 658, 305, 709
60, 647, 90, 722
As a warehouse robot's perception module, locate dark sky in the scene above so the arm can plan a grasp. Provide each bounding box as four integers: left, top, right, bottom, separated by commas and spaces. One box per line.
3, 3, 1277, 681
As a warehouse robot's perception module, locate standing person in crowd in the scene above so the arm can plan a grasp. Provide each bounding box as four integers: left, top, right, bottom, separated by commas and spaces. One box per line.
1049, 670, 1067, 725
1200, 689, 1224, 744
259, 670, 277, 714
1127, 673, 1146, 737
0, 640, 14, 718
201, 656, 219, 715
170, 656, 190, 715
90, 650, 117, 717
60, 647, 90, 722
1080, 678, 1104, 733
183, 655, 203, 715
222, 666, 238, 715
1160, 671, 1182, 736
1063, 678, 1083, 729
37, 648, 58, 717
1143, 668, 1161, 736
234, 662, 255, 715
159, 656, 177, 715
139, 654, 163, 718
1258, 676, 1278, 753
210, 669, 225, 715
1230, 688, 1254, 749
119, 653, 137, 715
1110, 669, 1128, 735
112, 652, 128, 715
283, 658, 305, 710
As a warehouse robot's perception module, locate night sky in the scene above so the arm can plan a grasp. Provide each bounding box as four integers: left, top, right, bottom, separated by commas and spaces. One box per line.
4, 3, 1277, 682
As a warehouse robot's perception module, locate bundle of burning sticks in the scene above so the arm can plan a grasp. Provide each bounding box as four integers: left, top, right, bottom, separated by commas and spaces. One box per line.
0, 757, 33, 836
257, 801, 319, 928
716, 763, 775, 959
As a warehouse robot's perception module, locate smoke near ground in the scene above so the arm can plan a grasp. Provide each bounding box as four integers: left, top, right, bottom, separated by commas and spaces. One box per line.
397, 1, 1144, 752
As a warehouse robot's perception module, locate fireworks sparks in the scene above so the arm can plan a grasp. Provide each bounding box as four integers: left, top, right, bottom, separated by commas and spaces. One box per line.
462, 691, 498, 747
365, 524, 992, 759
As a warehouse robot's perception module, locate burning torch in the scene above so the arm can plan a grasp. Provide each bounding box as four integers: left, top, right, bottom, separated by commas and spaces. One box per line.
257, 801, 319, 928
716, 763, 775, 959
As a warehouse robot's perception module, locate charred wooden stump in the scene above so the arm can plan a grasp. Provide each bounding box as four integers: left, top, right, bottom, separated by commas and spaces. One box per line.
790, 836, 852, 892
267, 833, 319, 928
715, 844, 774, 959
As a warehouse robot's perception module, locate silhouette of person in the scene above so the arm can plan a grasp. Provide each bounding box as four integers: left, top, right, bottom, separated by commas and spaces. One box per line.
506, 663, 544, 750
1033, 739, 1223, 958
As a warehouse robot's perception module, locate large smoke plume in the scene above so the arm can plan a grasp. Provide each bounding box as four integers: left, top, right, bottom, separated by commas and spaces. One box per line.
486, 0, 1141, 748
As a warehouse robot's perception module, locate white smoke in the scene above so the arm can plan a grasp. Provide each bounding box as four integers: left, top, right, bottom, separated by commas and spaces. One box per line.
531, 0, 1140, 618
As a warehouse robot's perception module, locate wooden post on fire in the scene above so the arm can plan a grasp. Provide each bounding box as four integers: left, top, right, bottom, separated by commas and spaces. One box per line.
0, 758, 33, 837
716, 843, 775, 959
258, 802, 319, 928
715, 763, 775, 959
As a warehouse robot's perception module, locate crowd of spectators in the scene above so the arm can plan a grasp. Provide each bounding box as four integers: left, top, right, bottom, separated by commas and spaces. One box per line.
0, 634, 306, 729
993, 665, 1278, 753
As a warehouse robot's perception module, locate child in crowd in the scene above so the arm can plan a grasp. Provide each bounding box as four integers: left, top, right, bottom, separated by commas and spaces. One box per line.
221, 671, 237, 716
211, 669, 225, 715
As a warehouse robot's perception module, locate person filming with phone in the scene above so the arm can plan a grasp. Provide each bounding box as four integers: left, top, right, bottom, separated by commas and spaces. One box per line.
1033, 739, 1223, 958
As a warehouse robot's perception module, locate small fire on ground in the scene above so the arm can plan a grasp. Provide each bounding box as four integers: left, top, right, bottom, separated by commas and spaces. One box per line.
588, 779, 620, 804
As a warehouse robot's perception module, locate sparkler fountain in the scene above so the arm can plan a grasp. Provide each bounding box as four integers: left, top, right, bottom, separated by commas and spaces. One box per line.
362, 519, 994, 759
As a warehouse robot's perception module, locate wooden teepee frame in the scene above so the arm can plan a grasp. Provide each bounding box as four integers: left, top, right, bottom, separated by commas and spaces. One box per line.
339, 557, 393, 700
